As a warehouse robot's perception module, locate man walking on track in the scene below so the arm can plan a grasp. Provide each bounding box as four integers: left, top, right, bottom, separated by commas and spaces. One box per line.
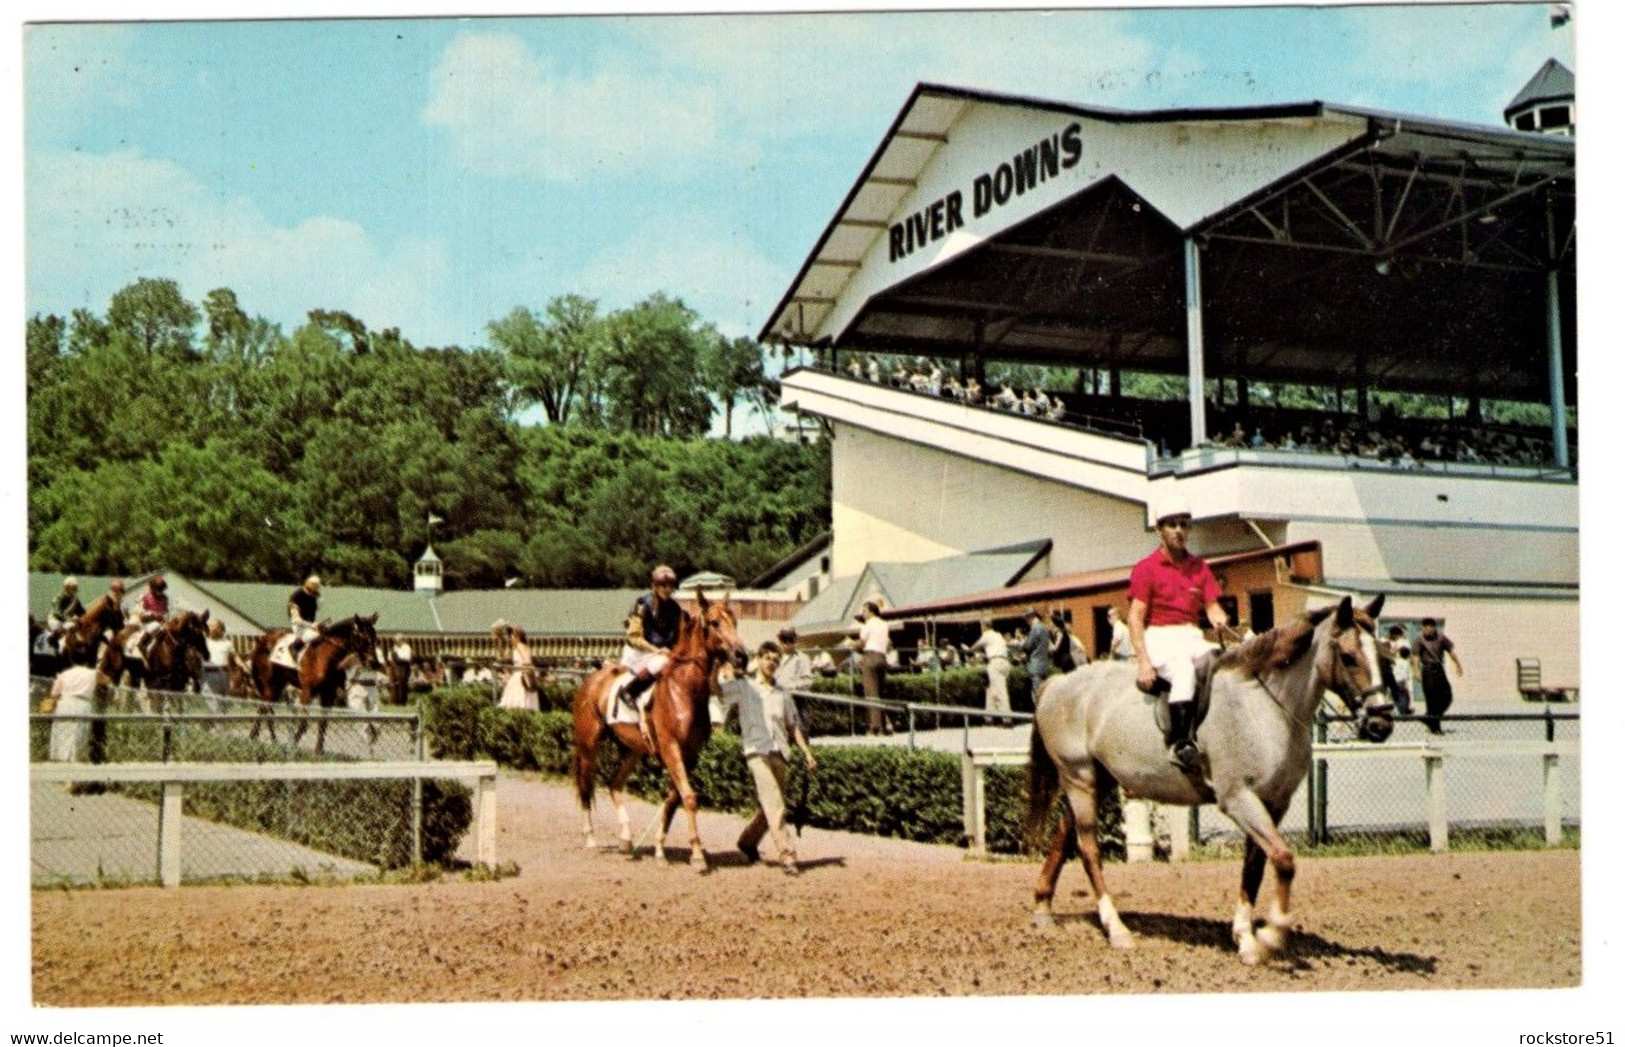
722, 640, 817, 875
1413, 617, 1463, 734
1128, 499, 1229, 772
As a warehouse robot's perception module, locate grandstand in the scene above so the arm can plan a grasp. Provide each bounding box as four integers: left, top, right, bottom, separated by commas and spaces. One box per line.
762, 76, 1577, 700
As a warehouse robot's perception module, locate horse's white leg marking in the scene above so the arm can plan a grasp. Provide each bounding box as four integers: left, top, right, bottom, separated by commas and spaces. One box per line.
1098, 895, 1134, 950
582, 803, 598, 851
1256, 897, 1292, 953
1219, 788, 1296, 962
1232, 899, 1254, 945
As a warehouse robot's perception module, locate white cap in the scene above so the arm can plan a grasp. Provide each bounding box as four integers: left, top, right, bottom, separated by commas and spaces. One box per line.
1153, 496, 1193, 526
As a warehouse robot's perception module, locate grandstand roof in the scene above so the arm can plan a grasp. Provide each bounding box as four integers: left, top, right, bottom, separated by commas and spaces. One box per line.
762, 83, 1575, 407
28, 571, 640, 638
790, 538, 1050, 634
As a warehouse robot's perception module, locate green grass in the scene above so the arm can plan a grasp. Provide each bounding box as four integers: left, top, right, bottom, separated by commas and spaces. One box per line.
1190, 824, 1580, 860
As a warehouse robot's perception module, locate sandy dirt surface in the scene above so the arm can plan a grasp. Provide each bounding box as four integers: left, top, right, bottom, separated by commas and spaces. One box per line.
32, 770, 1580, 1006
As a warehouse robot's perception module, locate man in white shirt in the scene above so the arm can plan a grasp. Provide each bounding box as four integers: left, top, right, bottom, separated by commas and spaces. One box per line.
721, 641, 817, 874
48, 663, 110, 763
1107, 606, 1134, 661
851, 601, 892, 735
968, 619, 1011, 721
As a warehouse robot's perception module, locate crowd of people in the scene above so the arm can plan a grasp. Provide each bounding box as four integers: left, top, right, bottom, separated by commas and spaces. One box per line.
830, 354, 1567, 470
842, 355, 1069, 423
1206, 414, 1558, 469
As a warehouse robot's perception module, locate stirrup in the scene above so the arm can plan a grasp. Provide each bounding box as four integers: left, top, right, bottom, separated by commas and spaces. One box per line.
1168, 741, 1200, 772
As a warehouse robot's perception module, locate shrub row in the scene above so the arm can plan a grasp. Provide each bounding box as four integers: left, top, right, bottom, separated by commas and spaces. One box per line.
39, 715, 472, 868
419, 685, 1120, 856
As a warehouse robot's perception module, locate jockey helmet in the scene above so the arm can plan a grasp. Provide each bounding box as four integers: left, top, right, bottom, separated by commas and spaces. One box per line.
651, 565, 677, 586
63, 577, 78, 590
305, 575, 322, 591
150, 575, 167, 590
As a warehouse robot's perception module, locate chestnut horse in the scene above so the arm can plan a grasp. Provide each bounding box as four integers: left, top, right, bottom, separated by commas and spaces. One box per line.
1026, 595, 1391, 965
58, 594, 126, 670
248, 614, 379, 753
571, 590, 747, 871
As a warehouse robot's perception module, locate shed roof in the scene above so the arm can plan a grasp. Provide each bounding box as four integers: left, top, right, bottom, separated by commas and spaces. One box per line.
1504, 58, 1575, 118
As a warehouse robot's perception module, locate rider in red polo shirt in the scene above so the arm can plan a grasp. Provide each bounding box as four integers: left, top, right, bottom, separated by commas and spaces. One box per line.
1129, 498, 1229, 771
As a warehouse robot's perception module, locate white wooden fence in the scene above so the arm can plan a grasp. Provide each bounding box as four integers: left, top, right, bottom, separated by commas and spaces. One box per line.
961, 739, 1578, 858
31, 759, 498, 886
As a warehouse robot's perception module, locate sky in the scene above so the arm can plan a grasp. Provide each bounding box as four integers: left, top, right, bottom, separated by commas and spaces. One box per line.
22, 2, 1578, 352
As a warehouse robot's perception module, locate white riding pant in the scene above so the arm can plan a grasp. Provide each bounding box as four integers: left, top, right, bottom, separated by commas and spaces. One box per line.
1143, 624, 1217, 705
618, 646, 669, 678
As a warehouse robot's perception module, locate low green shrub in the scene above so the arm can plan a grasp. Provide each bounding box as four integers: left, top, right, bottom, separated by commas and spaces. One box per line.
415, 686, 1097, 854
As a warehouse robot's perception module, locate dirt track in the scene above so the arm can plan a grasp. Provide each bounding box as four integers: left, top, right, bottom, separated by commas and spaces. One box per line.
32, 770, 1581, 1005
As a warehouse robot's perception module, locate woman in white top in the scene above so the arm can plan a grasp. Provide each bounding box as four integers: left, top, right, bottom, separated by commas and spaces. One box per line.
497, 625, 540, 711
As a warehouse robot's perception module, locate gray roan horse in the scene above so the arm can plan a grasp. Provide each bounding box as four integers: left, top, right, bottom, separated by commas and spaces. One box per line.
1026, 595, 1391, 964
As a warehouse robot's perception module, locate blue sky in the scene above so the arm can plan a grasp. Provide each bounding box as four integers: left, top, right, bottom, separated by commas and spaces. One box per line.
24, 2, 1577, 351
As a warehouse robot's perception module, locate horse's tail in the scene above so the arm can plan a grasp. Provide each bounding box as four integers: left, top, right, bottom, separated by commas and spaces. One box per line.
571, 675, 604, 809
1024, 720, 1061, 853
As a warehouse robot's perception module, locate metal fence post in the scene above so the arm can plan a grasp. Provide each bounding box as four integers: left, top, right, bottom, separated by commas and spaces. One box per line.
1425, 752, 1448, 852
1309, 709, 1329, 846
1543, 752, 1562, 846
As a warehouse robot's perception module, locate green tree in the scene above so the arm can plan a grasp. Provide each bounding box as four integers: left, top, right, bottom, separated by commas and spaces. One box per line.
490, 296, 605, 426
107, 277, 200, 359
599, 294, 715, 438
705, 335, 766, 439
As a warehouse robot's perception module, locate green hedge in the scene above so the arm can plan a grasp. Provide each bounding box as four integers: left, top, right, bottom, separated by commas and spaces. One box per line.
41, 716, 472, 868
418, 685, 1119, 856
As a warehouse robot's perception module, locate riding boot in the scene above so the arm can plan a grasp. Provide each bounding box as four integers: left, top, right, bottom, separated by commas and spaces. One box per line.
1166, 700, 1200, 771
623, 673, 656, 748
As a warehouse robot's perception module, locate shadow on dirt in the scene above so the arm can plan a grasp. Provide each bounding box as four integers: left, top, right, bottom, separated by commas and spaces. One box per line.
1035, 910, 1438, 974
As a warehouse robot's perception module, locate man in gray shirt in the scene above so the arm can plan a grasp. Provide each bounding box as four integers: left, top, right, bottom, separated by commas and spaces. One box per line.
1015, 607, 1052, 710
721, 640, 818, 875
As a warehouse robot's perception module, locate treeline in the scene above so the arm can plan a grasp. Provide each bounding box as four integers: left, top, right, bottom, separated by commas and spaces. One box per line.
27, 279, 829, 589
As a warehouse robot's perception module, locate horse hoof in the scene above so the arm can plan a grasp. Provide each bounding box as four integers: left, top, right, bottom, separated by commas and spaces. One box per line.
1031, 911, 1056, 932
690, 852, 709, 873
584, 837, 598, 851
1107, 929, 1136, 951
1256, 924, 1287, 953
1239, 939, 1268, 966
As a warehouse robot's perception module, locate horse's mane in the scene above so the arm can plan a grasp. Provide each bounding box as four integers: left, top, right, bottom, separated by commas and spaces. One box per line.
1214, 617, 1317, 679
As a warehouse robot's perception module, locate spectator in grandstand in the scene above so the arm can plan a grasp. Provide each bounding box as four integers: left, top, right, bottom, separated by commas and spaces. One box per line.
1250, 427, 1266, 449
890, 361, 910, 387
1014, 607, 1053, 710
1279, 430, 1298, 452
1045, 400, 1067, 424
1033, 388, 1051, 414
926, 365, 943, 396
773, 627, 814, 694
1413, 617, 1463, 734
964, 378, 983, 406
945, 376, 965, 401
992, 382, 1018, 411
845, 357, 863, 379
1380, 625, 1414, 715
968, 618, 1011, 722
810, 648, 838, 678
865, 355, 881, 383
722, 640, 817, 874
1018, 390, 1038, 416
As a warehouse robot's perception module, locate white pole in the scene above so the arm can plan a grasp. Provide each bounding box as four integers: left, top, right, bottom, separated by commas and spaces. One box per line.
1184, 236, 1208, 450
1124, 798, 1154, 863
1425, 754, 1448, 853
160, 781, 184, 887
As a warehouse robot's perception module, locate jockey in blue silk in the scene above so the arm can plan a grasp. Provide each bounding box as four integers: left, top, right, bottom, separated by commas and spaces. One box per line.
620, 564, 684, 747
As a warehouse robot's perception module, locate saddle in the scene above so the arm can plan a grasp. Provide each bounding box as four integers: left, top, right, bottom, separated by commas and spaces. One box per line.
600, 671, 655, 725
1147, 649, 1221, 740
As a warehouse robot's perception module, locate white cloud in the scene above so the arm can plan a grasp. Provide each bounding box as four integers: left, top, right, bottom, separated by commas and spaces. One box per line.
420, 30, 732, 182
27, 147, 458, 345
24, 25, 166, 140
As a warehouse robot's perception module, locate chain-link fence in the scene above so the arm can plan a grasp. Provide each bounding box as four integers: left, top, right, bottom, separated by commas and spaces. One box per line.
28, 678, 480, 887
1184, 705, 1580, 855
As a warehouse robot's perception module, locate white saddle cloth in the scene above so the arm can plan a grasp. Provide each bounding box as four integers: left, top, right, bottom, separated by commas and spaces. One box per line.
272, 634, 299, 670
